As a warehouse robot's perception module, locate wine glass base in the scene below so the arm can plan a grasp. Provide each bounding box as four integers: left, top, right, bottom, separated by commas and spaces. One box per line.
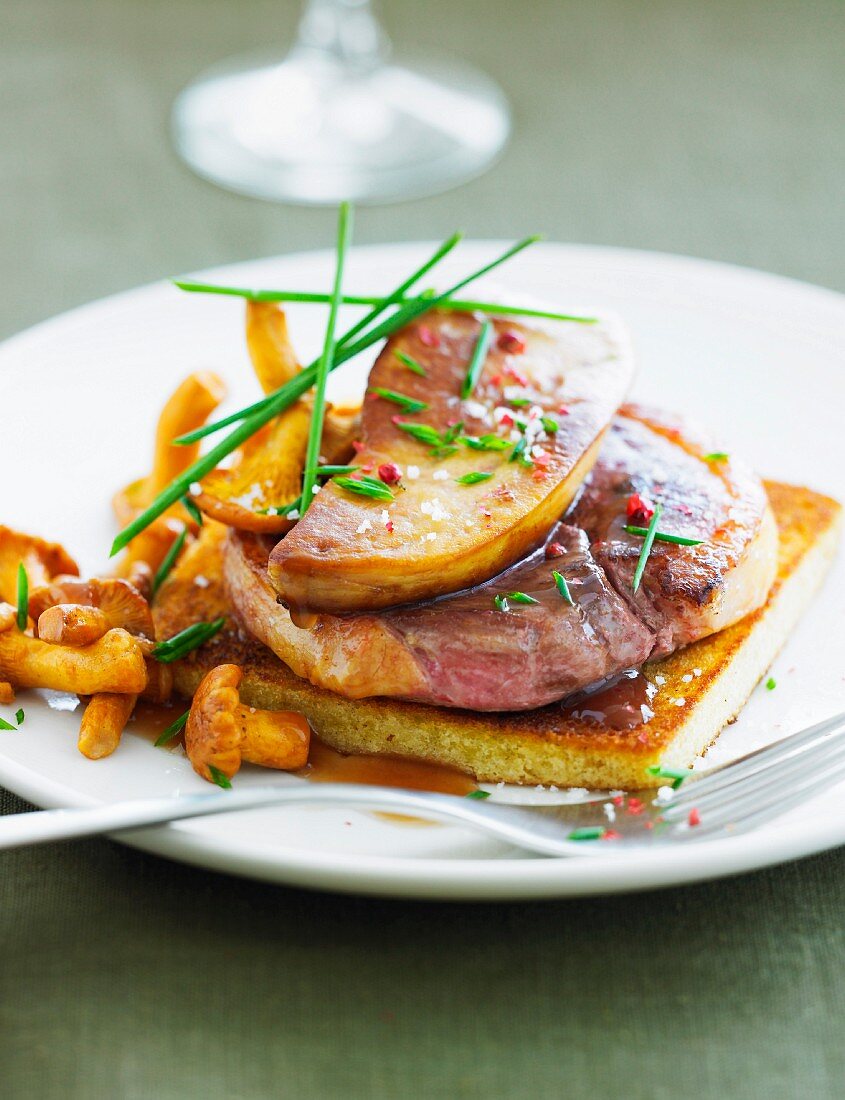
171, 50, 511, 205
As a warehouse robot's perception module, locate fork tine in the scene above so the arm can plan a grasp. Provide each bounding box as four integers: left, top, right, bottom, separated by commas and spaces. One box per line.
664, 717, 845, 822
666, 711, 845, 804
661, 722, 845, 823
676, 753, 845, 840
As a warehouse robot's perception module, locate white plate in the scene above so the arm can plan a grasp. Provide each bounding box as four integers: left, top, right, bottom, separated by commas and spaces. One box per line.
1, 242, 843, 899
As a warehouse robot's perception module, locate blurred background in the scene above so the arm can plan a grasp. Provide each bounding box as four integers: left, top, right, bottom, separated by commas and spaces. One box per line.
2, 3, 844, 1098
2, 0, 843, 342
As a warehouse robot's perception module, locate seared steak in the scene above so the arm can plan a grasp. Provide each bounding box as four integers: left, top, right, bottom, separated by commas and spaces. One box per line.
570, 405, 778, 658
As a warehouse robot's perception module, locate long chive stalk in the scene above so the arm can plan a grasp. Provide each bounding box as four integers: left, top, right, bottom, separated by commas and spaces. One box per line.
632, 503, 663, 593
173, 234, 463, 449
300, 202, 352, 513
174, 280, 597, 325
178, 235, 541, 448
110, 236, 540, 556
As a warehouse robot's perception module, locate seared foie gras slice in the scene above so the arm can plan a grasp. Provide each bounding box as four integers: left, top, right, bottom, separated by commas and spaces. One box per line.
227, 525, 653, 711
570, 405, 779, 657
269, 309, 634, 613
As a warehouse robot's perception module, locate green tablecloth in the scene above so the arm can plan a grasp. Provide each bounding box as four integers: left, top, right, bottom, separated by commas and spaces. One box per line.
1, 2, 843, 1096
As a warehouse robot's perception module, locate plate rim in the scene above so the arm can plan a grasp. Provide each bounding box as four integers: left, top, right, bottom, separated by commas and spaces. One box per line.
1, 238, 843, 899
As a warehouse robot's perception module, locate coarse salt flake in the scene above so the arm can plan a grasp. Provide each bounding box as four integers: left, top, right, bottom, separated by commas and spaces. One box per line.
356, 519, 372, 534
406, 465, 420, 480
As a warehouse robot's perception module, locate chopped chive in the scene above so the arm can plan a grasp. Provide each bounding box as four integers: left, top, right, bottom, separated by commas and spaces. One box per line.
15, 708, 24, 726
181, 494, 204, 526
508, 397, 531, 408
568, 827, 605, 841
465, 790, 491, 800
394, 350, 427, 377
370, 387, 428, 413
429, 445, 459, 460
154, 709, 189, 747
111, 237, 541, 556
151, 526, 188, 597
552, 569, 574, 605
152, 618, 225, 663
632, 503, 663, 594
509, 435, 529, 463
493, 594, 509, 612
16, 563, 28, 631
0, 717, 16, 731
455, 471, 494, 485
174, 282, 596, 325
461, 319, 493, 399
703, 452, 729, 463
507, 591, 539, 605
541, 417, 559, 434
462, 434, 510, 452
316, 465, 359, 477
624, 525, 703, 547
334, 476, 393, 502
207, 764, 232, 790
257, 495, 302, 517
443, 420, 465, 444
766, 677, 777, 690
357, 475, 394, 490
394, 421, 443, 446
301, 202, 353, 514
646, 764, 688, 789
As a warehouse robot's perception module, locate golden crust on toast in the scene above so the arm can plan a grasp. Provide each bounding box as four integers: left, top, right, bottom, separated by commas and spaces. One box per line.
152, 483, 841, 789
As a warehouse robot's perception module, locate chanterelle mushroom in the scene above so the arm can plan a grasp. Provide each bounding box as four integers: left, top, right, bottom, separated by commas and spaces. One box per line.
111, 372, 226, 578
0, 526, 78, 605
29, 577, 155, 641
185, 664, 310, 784
0, 603, 15, 633
0, 627, 147, 695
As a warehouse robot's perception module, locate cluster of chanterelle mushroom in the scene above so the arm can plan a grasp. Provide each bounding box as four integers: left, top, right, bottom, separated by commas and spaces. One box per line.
0, 302, 343, 785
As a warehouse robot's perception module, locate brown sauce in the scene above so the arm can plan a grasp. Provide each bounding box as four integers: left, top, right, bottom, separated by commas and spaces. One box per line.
560, 669, 657, 731
130, 703, 477, 797
299, 737, 477, 795
129, 700, 185, 743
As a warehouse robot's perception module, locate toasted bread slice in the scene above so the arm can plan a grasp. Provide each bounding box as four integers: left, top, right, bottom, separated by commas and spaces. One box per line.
153, 483, 841, 789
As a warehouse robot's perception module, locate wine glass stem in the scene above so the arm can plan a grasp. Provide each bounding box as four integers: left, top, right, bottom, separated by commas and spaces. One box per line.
294, 0, 390, 73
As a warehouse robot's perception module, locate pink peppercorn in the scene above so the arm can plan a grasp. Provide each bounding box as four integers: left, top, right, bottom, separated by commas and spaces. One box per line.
418, 324, 440, 348
498, 331, 526, 354
626, 493, 655, 527
378, 462, 402, 484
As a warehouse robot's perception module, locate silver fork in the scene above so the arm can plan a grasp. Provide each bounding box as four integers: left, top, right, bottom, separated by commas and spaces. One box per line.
1, 711, 843, 856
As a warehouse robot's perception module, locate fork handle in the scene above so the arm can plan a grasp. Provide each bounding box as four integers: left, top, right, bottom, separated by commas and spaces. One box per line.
0, 783, 608, 858
0, 785, 468, 850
